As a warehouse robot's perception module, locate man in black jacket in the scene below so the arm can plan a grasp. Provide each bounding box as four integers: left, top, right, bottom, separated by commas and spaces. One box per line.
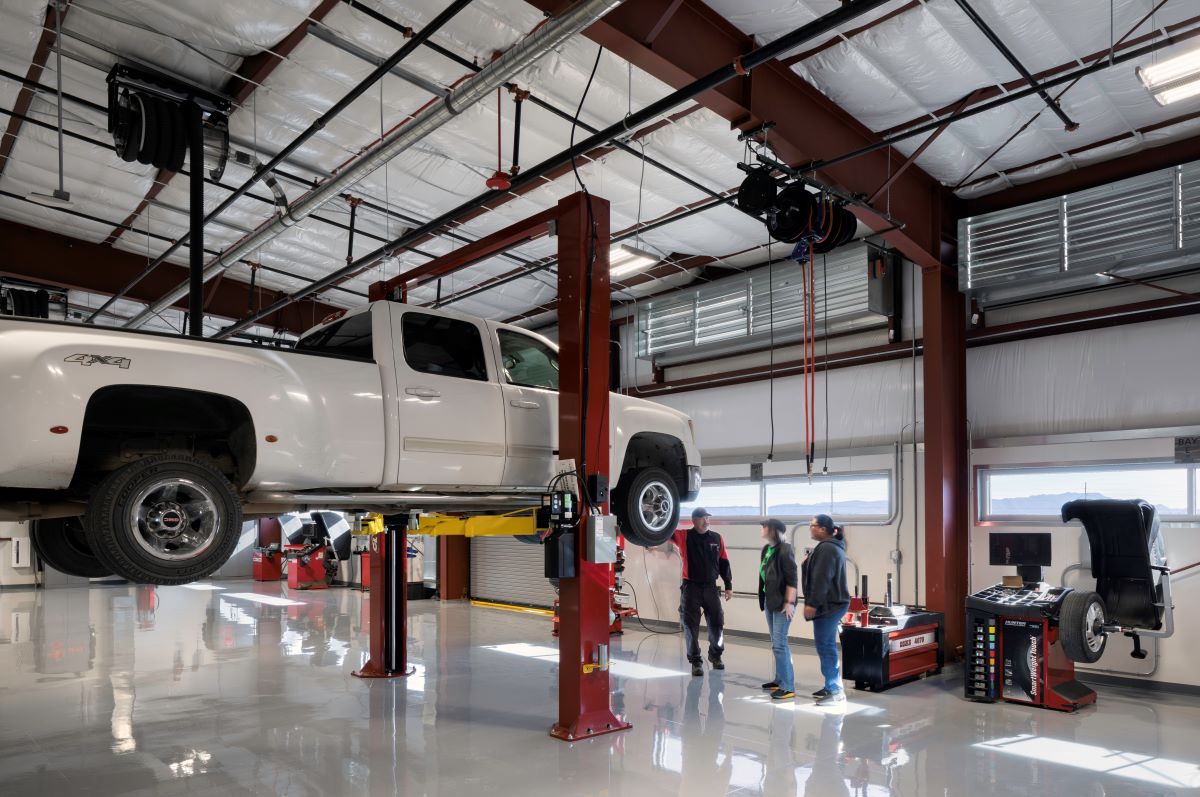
671, 508, 733, 676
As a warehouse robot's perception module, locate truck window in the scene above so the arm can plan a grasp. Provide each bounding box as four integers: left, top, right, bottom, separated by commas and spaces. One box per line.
497, 329, 558, 391
294, 312, 374, 360
402, 312, 488, 381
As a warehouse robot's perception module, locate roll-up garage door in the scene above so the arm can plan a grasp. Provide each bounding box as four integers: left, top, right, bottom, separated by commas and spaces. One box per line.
469, 536, 557, 609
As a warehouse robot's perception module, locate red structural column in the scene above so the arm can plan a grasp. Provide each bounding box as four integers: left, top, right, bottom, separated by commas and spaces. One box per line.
921, 262, 969, 658
437, 536, 470, 600
353, 519, 411, 678
551, 192, 630, 741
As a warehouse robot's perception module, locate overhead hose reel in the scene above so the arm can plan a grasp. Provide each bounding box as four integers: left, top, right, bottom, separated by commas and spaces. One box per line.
107, 63, 230, 180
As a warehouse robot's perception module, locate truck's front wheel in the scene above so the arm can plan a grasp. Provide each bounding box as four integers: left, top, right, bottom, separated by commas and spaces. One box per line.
614, 467, 679, 547
85, 455, 242, 585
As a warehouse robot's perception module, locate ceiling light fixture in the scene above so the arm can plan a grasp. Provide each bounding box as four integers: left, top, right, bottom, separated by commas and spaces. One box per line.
1137, 46, 1200, 105
609, 244, 658, 279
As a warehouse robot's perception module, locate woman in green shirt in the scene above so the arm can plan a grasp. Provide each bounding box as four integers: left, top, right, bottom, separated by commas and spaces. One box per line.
758, 518, 799, 700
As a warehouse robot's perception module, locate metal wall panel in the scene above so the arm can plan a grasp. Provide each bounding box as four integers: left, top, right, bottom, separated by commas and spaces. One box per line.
469, 536, 557, 608
960, 161, 1200, 306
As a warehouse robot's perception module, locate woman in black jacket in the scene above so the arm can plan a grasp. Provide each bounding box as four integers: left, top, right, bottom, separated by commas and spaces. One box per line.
758, 518, 799, 700
802, 514, 851, 705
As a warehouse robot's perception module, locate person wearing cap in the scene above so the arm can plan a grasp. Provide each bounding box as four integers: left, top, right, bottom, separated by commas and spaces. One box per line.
758, 517, 799, 700
671, 508, 733, 676
802, 513, 852, 705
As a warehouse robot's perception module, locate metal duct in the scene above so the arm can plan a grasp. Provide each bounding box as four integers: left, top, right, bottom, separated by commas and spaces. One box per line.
124, 0, 625, 329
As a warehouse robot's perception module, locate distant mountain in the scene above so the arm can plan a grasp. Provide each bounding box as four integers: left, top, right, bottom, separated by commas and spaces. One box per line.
691, 500, 890, 519
990, 492, 1186, 516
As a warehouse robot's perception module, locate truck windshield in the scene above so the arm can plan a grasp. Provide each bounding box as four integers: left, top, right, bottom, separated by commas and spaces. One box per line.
295, 312, 374, 360
497, 329, 558, 390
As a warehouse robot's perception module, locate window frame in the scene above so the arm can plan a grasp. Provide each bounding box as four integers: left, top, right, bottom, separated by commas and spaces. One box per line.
400, 311, 489, 383
763, 470, 894, 524
496, 328, 559, 391
679, 469, 894, 525
974, 459, 1200, 525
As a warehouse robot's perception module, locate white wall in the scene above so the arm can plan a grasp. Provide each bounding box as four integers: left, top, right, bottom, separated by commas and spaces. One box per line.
0, 521, 37, 588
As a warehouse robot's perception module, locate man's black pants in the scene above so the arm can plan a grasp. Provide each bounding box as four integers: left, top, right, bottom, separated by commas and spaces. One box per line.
680, 581, 724, 664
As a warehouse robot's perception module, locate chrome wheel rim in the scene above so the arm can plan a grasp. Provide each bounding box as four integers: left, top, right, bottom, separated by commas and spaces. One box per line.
128, 478, 220, 561
1083, 601, 1106, 653
638, 481, 674, 533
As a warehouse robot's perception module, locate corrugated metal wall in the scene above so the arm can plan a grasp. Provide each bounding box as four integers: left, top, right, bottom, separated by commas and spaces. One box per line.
469, 537, 557, 608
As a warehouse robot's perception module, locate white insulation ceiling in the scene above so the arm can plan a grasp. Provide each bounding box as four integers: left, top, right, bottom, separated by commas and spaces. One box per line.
2, 0, 1199, 330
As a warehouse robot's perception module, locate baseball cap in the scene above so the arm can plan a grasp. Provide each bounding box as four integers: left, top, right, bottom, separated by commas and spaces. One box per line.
690, 507, 712, 519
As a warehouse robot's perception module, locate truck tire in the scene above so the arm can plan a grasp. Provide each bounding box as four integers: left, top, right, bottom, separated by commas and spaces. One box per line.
29, 517, 113, 579
614, 467, 679, 547
84, 455, 243, 585
1060, 589, 1107, 664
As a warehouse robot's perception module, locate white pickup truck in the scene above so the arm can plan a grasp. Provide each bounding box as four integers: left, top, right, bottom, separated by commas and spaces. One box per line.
0, 301, 701, 584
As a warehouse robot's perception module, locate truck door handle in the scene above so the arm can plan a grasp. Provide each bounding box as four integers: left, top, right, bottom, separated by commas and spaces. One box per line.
405, 387, 441, 398
510, 399, 540, 409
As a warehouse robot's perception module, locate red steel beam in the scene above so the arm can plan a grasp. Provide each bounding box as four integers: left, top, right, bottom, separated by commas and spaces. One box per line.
368, 206, 557, 300
0, 1, 68, 181
0, 218, 340, 335
104, 0, 339, 246
921, 262, 968, 657
527, 0, 953, 268
869, 90, 984, 205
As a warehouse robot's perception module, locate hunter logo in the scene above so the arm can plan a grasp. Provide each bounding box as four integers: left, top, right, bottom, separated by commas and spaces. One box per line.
64, 354, 132, 370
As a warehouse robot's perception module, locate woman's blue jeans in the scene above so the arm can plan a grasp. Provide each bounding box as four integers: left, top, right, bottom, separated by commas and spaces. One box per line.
764, 608, 794, 692
812, 607, 849, 694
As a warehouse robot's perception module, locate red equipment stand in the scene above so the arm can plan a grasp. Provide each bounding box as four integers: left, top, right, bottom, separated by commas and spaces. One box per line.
353, 518, 414, 679
365, 192, 629, 740
287, 546, 330, 590
252, 547, 283, 581
840, 609, 945, 692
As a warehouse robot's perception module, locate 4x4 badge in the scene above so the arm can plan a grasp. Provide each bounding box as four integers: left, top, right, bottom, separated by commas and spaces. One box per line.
64, 354, 132, 370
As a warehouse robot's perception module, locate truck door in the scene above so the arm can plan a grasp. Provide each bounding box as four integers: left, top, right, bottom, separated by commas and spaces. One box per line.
390, 309, 506, 487
490, 325, 559, 488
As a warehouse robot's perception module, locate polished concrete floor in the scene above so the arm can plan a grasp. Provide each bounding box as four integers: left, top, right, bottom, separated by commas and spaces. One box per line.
1, 581, 1199, 796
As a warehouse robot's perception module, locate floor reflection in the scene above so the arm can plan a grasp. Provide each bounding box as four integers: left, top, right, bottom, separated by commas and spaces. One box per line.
1, 582, 1198, 797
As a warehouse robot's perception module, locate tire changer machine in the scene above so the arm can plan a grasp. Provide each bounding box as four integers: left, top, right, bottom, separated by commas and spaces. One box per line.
965, 499, 1175, 712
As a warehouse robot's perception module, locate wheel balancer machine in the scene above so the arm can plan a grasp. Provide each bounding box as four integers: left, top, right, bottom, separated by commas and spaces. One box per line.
965, 499, 1175, 712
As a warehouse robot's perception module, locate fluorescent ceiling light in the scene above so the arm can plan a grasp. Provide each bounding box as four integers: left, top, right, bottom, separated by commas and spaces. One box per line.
609, 244, 658, 279
1137, 47, 1200, 105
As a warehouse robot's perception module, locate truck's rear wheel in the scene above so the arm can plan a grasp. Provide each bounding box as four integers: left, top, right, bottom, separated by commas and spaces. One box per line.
29, 517, 113, 579
85, 455, 242, 585
614, 467, 679, 547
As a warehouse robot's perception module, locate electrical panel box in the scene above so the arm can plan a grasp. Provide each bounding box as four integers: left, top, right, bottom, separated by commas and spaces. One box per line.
11, 536, 30, 568
585, 515, 618, 564
544, 533, 576, 579
866, 249, 896, 316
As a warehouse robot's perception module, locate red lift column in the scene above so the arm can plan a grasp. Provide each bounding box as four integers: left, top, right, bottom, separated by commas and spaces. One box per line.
550, 192, 630, 742
352, 516, 412, 679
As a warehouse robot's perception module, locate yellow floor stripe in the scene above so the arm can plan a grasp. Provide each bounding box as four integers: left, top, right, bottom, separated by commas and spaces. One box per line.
469, 599, 555, 617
